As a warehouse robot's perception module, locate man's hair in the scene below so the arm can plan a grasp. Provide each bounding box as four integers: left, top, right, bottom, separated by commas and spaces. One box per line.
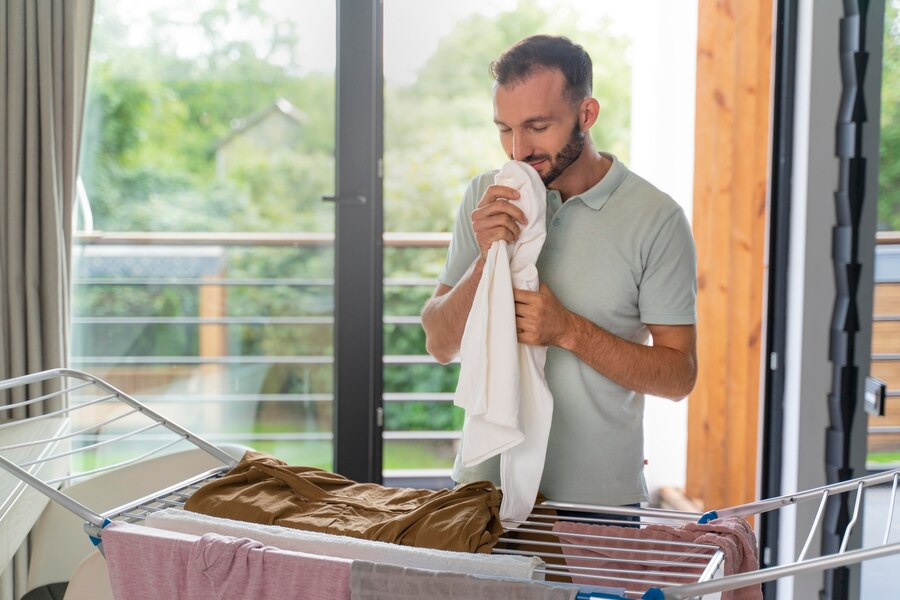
490, 35, 592, 105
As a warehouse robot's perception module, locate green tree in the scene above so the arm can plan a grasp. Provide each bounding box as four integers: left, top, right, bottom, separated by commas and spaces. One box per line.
75, 0, 639, 464
384, 0, 632, 234
881, 0, 900, 230
379, 2, 635, 440
81, 0, 334, 233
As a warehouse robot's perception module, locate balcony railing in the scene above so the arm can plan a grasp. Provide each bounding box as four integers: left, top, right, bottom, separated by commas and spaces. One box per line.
70, 230, 900, 480
71, 230, 457, 483
868, 232, 900, 467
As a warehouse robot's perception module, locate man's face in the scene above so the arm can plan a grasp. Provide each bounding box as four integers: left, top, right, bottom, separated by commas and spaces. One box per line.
493, 68, 585, 186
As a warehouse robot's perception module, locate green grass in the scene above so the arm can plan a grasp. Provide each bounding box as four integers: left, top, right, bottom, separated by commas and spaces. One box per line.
70, 438, 455, 476
867, 452, 900, 465
383, 440, 455, 470
250, 440, 333, 470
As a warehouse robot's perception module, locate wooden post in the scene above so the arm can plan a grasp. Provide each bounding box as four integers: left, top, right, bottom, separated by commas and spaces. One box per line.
687, 0, 773, 510
199, 274, 227, 393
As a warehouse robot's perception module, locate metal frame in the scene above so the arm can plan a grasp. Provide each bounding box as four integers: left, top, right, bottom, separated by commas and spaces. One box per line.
760, 0, 799, 587
658, 469, 900, 600
3, 370, 900, 599
332, 0, 384, 484
0, 369, 236, 529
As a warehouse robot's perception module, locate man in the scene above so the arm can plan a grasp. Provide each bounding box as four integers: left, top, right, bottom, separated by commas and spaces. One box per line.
421, 35, 697, 508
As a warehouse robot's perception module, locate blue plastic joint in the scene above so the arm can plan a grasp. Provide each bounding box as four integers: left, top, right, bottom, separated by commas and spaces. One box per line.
88, 518, 113, 547
641, 588, 666, 600
698, 510, 719, 524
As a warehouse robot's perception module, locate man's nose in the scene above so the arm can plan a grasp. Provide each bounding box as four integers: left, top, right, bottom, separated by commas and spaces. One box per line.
511, 132, 531, 161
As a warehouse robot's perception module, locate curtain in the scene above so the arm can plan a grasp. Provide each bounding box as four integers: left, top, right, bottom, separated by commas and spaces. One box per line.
0, 1, 94, 598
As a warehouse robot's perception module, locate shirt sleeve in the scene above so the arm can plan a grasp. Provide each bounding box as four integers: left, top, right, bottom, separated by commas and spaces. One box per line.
438, 174, 488, 287
638, 207, 698, 325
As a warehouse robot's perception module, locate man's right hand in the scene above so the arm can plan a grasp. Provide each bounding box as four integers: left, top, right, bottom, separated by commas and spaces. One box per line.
471, 184, 528, 260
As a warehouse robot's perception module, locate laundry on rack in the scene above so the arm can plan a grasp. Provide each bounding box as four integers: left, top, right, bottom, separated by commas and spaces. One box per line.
102, 521, 352, 600
183, 450, 504, 553
146, 507, 543, 580
553, 517, 761, 600
453, 160, 554, 527
349, 560, 577, 600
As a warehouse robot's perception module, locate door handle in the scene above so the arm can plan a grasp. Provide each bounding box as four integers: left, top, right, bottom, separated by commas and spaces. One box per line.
323, 195, 367, 205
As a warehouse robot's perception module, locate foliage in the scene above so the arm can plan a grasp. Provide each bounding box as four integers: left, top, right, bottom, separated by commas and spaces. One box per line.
406, 0, 631, 159
880, 0, 900, 230
76, 0, 637, 459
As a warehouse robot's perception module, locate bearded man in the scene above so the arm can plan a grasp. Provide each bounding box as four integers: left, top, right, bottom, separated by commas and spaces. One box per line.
421, 35, 698, 513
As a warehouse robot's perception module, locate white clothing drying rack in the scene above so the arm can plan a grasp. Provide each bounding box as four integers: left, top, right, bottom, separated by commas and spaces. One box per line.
1, 369, 898, 599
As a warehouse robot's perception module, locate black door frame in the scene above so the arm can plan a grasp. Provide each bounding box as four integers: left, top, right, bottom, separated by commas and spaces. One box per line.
331, 0, 384, 483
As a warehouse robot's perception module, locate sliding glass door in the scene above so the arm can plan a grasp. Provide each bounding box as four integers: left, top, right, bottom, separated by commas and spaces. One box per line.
74, 0, 339, 470
380, 0, 696, 487
74, 0, 698, 487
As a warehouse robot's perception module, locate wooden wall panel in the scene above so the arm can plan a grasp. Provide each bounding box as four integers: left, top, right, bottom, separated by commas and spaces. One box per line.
873, 282, 900, 314
687, 0, 773, 509
869, 279, 900, 454
871, 321, 900, 354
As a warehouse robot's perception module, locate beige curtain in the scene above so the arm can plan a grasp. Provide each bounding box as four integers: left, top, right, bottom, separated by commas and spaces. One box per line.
0, 1, 94, 598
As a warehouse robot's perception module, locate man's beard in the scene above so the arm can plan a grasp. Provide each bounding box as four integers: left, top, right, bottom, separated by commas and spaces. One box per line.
523, 121, 585, 185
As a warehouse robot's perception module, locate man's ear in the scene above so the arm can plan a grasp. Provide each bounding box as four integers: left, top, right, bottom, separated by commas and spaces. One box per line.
580, 97, 600, 130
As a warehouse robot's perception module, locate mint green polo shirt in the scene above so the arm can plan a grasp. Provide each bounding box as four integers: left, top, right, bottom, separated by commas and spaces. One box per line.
440, 154, 697, 506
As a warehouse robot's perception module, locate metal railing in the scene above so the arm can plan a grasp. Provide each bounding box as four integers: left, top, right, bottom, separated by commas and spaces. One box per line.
70, 230, 900, 476
71, 230, 457, 479
868, 233, 900, 459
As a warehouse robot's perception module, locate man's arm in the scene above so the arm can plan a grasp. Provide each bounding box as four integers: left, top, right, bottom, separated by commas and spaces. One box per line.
513, 284, 697, 400
421, 260, 484, 365
423, 181, 528, 364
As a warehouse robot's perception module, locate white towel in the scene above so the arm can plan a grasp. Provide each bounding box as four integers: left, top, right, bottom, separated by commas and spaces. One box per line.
350, 561, 577, 600
145, 508, 543, 581
454, 160, 554, 526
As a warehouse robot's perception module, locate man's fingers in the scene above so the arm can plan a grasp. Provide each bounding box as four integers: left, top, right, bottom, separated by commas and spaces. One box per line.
473, 212, 521, 235
513, 287, 538, 302
481, 184, 520, 203
473, 201, 527, 225
476, 186, 526, 223
475, 230, 516, 256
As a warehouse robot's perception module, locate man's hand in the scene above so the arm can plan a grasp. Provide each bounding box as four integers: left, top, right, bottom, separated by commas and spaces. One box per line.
513, 283, 576, 346
471, 184, 528, 260
514, 283, 697, 399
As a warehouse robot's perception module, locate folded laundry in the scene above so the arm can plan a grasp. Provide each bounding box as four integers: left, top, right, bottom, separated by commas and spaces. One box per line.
184, 451, 504, 553
553, 517, 761, 600
349, 560, 577, 600
103, 521, 353, 600
147, 507, 543, 580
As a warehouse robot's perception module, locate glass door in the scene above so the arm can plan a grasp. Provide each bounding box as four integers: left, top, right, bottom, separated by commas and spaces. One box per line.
73, 0, 338, 469
380, 0, 694, 486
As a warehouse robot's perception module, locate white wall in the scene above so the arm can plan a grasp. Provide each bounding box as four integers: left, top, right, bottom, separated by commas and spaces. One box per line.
629, 0, 698, 498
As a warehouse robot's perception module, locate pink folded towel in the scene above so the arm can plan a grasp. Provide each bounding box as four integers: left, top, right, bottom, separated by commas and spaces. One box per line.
103, 521, 352, 599
553, 517, 761, 600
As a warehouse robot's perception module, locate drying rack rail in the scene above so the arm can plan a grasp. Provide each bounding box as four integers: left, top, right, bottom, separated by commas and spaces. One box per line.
649, 468, 900, 599
0, 368, 236, 532
493, 503, 723, 598
2, 369, 900, 599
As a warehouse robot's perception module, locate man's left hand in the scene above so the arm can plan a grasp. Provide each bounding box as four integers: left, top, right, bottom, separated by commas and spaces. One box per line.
513, 283, 575, 346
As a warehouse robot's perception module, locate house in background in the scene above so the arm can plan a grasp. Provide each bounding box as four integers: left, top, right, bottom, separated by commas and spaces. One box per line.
213, 98, 307, 178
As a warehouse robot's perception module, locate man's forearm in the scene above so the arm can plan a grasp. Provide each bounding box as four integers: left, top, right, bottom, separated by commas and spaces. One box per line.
421, 258, 486, 364
558, 314, 697, 400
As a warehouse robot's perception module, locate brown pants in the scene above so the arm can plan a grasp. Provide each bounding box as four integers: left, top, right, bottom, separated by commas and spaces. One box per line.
185, 451, 504, 553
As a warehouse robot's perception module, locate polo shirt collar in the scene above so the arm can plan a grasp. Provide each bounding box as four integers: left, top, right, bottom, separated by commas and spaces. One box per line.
572, 152, 627, 211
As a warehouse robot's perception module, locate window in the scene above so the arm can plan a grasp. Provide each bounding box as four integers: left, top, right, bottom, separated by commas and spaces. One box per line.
74, 0, 698, 486
381, 0, 697, 484
74, 0, 337, 468
869, 0, 900, 468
